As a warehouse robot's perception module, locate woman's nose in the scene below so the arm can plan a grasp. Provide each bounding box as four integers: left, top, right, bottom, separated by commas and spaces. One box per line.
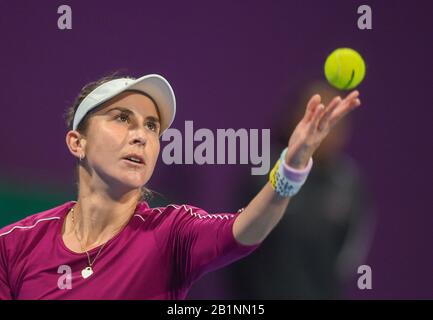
131, 136, 146, 146
129, 125, 148, 146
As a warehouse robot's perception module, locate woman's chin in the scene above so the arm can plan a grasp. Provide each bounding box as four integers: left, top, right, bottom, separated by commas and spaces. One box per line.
97, 167, 151, 193
122, 177, 148, 189
106, 174, 148, 192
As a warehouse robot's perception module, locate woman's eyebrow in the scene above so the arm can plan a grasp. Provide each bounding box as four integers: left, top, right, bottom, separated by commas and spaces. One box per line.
104, 107, 133, 115
105, 107, 160, 123
146, 116, 160, 124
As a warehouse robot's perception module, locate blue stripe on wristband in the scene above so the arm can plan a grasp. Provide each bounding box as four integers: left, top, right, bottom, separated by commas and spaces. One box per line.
272, 147, 313, 197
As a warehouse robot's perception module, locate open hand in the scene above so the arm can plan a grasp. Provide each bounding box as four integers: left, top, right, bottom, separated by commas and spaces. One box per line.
285, 90, 362, 169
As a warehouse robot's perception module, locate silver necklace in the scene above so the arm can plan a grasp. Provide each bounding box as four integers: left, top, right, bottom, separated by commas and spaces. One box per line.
70, 207, 108, 279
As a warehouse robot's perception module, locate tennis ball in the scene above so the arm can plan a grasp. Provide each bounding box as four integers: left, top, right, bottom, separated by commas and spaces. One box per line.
324, 48, 366, 90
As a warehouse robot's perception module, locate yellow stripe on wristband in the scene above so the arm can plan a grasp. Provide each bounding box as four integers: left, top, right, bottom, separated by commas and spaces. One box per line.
269, 159, 281, 190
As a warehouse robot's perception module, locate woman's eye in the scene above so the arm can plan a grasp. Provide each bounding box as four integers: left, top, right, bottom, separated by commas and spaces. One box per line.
146, 121, 158, 132
116, 113, 130, 123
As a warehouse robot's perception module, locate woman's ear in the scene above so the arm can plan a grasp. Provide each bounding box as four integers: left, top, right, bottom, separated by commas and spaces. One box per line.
65, 130, 86, 159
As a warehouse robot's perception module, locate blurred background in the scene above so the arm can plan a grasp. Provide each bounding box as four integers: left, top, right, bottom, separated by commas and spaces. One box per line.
0, 0, 432, 299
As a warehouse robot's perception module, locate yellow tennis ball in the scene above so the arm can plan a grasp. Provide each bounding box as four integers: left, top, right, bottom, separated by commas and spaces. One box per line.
324, 48, 366, 90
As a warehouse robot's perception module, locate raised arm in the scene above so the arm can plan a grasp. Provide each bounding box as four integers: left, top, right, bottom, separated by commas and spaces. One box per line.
233, 90, 362, 245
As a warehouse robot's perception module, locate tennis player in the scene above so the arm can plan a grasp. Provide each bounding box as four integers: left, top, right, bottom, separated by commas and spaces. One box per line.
0, 74, 361, 299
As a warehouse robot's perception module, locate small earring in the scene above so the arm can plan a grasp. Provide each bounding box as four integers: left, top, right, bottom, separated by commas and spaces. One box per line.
79, 154, 84, 161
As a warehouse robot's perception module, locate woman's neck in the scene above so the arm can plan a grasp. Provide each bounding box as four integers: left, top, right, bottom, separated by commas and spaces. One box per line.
68, 186, 141, 250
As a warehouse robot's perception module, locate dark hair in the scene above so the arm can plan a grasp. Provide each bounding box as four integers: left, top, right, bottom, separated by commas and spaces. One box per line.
63, 71, 155, 202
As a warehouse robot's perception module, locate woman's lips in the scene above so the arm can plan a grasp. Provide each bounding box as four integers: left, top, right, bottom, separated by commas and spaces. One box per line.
122, 158, 145, 167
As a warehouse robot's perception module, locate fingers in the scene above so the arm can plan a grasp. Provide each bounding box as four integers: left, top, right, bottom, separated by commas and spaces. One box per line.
317, 96, 341, 131
303, 90, 361, 132
329, 90, 362, 126
345, 90, 359, 102
304, 94, 321, 122
312, 103, 325, 127
336, 90, 360, 115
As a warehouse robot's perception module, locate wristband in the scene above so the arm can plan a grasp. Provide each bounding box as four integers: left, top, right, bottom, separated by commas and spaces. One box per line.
269, 147, 313, 197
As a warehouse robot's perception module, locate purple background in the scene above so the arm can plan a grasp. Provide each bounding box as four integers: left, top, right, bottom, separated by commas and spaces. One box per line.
0, 0, 432, 298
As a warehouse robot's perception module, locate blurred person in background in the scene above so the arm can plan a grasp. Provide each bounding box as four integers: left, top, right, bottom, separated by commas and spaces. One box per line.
227, 80, 375, 299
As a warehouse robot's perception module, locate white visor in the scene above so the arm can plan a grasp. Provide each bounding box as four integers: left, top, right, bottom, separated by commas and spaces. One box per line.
72, 74, 176, 135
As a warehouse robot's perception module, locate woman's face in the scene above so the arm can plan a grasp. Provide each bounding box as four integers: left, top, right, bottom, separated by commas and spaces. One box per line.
73, 91, 161, 194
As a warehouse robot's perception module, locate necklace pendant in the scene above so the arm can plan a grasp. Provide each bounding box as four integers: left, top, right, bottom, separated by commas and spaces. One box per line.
81, 266, 93, 279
